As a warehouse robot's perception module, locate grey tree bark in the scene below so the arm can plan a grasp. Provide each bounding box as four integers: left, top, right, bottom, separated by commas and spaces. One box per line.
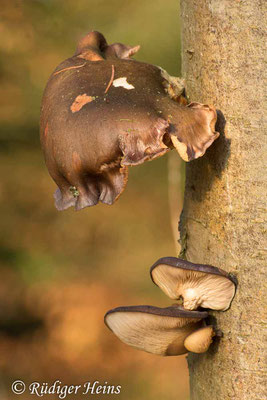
179, 1, 266, 399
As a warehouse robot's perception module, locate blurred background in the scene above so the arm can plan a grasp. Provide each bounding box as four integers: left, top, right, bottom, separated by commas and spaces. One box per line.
0, 1, 187, 399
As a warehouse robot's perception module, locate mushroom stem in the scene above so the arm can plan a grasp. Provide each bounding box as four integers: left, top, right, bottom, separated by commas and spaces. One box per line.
182, 288, 202, 310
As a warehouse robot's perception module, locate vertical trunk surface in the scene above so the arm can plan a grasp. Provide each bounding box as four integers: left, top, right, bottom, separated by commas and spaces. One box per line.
179, 1, 266, 399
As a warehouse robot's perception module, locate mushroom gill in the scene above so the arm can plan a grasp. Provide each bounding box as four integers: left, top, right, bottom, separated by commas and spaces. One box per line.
104, 305, 209, 356
150, 257, 237, 311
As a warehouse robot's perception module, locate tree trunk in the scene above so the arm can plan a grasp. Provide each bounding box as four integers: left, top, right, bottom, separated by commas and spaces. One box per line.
179, 1, 266, 399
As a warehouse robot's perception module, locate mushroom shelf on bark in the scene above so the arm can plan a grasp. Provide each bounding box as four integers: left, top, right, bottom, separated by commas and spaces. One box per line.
150, 257, 237, 311
104, 305, 213, 356
40, 31, 219, 211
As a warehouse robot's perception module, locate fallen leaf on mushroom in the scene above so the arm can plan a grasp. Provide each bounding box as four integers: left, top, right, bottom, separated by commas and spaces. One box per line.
40, 31, 219, 211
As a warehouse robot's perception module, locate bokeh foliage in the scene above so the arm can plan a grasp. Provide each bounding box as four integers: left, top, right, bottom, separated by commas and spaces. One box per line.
0, 0, 180, 145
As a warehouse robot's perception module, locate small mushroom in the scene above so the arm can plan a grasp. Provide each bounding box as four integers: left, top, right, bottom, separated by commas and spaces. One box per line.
104, 305, 210, 356
40, 31, 219, 211
184, 325, 215, 353
150, 257, 237, 311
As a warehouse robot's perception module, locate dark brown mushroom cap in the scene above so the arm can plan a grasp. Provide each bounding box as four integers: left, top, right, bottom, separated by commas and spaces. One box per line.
40, 31, 219, 211
104, 305, 208, 356
75, 31, 108, 60
150, 257, 237, 311
75, 31, 140, 61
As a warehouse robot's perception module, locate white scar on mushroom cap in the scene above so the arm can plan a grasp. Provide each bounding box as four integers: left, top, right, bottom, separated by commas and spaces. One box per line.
112, 77, 135, 90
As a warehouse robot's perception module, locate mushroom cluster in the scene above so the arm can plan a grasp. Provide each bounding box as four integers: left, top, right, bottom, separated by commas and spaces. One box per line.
104, 257, 236, 356
40, 31, 219, 211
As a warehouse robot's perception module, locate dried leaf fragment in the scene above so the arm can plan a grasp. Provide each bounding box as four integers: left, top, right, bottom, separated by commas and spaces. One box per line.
70, 94, 96, 113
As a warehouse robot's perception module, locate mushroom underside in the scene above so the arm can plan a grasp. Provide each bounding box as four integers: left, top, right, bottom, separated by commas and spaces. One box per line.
166, 102, 219, 162
150, 258, 236, 311
104, 305, 209, 356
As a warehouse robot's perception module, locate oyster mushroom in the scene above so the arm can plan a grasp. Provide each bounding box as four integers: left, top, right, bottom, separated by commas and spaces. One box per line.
40, 31, 219, 211
150, 257, 237, 311
104, 305, 211, 356
184, 325, 215, 353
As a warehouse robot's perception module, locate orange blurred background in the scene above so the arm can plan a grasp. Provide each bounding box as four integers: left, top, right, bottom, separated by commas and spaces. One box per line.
0, 1, 187, 399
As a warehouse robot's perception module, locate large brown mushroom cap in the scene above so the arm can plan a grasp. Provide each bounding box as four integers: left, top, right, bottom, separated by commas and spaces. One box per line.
104, 305, 208, 356
40, 31, 219, 211
150, 257, 236, 311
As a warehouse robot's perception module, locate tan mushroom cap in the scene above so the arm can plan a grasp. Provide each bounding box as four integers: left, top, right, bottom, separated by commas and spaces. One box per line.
104, 305, 208, 356
184, 326, 215, 353
150, 257, 237, 311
